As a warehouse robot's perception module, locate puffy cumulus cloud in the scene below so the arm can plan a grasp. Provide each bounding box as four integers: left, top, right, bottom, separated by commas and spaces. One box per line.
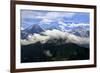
21, 33, 50, 45
41, 29, 67, 39
21, 29, 89, 47
67, 33, 89, 45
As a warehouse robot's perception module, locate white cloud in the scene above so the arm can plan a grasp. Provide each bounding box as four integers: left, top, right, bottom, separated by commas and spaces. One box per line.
21, 27, 24, 30
59, 25, 65, 31
45, 12, 60, 19
67, 23, 89, 27
58, 21, 89, 28
41, 29, 67, 39
21, 10, 37, 19
38, 12, 76, 24
58, 21, 67, 26
40, 18, 53, 24
21, 10, 45, 19
21, 29, 89, 47
43, 50, 53, 57
44, 12, 75, 20
22, 10, 76, 26
21, 33, 50, 45
22, 10, 75, 19
61, 13, 75, 18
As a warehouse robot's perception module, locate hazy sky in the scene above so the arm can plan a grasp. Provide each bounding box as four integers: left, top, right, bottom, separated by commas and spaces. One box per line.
20, 9, 90, 30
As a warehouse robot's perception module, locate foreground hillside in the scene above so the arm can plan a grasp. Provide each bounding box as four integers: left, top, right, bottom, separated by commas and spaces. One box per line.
21, 42, 89, 63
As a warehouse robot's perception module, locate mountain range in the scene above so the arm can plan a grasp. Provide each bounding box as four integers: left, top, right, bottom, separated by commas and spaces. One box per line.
21, 23, 89, 39
21, 24, 44, 39
21, 24, 90, 63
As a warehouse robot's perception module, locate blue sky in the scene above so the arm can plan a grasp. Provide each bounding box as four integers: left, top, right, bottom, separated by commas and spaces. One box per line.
20, 9, 90, 30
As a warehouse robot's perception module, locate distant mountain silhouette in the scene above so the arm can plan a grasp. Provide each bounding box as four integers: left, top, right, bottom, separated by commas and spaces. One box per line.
39, 22, 61, 30
68, 26, 89, 37
21, 24, 44, 39
25, 24, 44, 34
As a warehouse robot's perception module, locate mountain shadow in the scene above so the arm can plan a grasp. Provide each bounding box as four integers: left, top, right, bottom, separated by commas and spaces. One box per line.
21, 42, 89, 63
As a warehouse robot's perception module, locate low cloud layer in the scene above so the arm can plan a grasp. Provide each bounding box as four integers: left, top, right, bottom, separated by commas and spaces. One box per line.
21, 29, 89, 48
